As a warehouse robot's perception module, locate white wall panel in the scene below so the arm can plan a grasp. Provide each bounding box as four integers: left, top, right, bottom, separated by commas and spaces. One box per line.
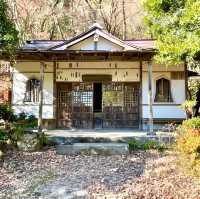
143, 105, 186, 119
13, 105, 53, 119
12, 65, 54, 119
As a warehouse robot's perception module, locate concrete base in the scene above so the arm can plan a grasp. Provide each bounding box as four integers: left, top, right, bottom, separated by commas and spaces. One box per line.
56, 143, 129, 155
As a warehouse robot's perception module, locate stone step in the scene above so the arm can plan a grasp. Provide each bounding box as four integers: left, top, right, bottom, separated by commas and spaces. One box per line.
48, 134, 175, 145
56, 143, 129, 155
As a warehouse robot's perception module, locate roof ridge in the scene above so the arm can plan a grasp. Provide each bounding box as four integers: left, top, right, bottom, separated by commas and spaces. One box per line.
124, 39, 156, 41
47, 25, 102, 50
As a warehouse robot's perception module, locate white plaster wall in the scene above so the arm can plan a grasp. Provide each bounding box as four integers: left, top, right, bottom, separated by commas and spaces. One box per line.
143, 105, 186, 119
97, 37, 123, 51
142, 62, 186, 119
69, 36, 123, 51
13, 105, 53, 119
14, 62, 53, 72
171, 80, 185, 104
12, 62, 54, 119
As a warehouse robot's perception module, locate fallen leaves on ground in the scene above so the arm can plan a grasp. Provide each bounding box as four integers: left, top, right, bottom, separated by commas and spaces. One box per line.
0, 149, 200, 199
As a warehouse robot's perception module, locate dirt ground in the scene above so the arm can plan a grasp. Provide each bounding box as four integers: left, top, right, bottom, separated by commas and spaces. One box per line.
0, 148, 200, 199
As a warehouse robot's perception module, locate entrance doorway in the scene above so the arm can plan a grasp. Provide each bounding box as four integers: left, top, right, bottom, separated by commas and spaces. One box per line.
93, 83, 103, 128
93, 83, 102, 112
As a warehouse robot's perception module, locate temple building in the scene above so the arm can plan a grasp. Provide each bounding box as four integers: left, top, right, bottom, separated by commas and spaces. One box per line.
8, 23, 187, 130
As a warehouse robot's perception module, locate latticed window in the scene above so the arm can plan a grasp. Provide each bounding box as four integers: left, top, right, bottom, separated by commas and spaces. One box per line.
24, 79, 40, 102
155, 78, 173, 102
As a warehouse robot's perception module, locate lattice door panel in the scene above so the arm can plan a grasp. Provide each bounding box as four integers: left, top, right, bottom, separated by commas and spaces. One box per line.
124, 83, 139, 128
102, 82, 139, 128
57, 83, 72, 128
72, 83, 93, 128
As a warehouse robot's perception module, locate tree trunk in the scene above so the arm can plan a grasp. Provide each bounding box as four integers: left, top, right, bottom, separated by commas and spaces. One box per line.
122, 0, 127, 40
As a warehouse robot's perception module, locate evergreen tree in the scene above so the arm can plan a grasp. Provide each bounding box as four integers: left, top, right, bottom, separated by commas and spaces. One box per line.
0, 0, 18, 54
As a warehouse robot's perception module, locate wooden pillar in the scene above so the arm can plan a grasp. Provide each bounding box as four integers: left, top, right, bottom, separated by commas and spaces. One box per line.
38, 61, 45, 133
10, 62, 14, 106
139, 59, 143, 130
147, 61, 155, 135
184, 60, 188, 100
53, 61, 57, 128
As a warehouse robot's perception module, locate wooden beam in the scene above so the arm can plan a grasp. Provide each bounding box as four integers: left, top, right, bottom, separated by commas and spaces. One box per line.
38, 61, 45, 133
0, 51, 154, 62
147, 61, 155, 135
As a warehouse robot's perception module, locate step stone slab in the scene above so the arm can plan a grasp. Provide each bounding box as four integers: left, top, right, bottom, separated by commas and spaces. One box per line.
56, 143, 129, 155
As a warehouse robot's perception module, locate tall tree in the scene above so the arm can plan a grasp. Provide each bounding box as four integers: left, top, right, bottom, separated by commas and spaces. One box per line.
144, 0, 200, 66
0, 0, 18, 56
6, 0, 146, 41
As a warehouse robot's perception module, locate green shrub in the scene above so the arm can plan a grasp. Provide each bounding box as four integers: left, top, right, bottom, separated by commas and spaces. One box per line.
128, 139, 141, 150
0, 130, 7, 141
17, 112, 27, 121
0, 104, 16, 123
26, 114, 37, 128
181, 100, 195, 110
188, 79, 200, 100
8, 126, 25, 145
128, 139, 166, 151
37, 133, 49, 148
142, 140, 158, 150
181, 117, 200, 130
15, 112, 37, 128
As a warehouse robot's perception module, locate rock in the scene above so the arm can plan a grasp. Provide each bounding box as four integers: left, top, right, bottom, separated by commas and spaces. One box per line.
17, 133, 40, 152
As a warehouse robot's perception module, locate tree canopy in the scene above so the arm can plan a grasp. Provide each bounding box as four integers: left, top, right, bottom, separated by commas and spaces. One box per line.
144, 0, 200, 66
0, 0, 18, 54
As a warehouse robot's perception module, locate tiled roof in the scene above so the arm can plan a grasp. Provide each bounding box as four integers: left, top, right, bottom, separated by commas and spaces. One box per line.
21, 39, 156, 51
21, 40, 65, 51
20, 23, 156, 52
124, 40, 156, 50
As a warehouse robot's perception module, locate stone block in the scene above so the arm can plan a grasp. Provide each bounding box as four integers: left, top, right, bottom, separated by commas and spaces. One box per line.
56, 143, 129, 155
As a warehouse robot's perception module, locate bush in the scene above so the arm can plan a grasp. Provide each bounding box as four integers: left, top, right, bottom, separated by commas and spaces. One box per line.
0, 130, 7, 141
128, 139, 166, 151
181, 117, 200, 130
188, 78, 200, 100
0, 104, 16, 123
177, 118, 200, 136
0, 105, 37, 149
175, 118, 200, 177
15, 112, 37, 128
181, 100, 195, 111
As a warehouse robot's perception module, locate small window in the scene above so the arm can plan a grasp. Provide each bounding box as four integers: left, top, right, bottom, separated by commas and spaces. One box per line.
24, 79, 40, 102
155, 78, 172, 102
